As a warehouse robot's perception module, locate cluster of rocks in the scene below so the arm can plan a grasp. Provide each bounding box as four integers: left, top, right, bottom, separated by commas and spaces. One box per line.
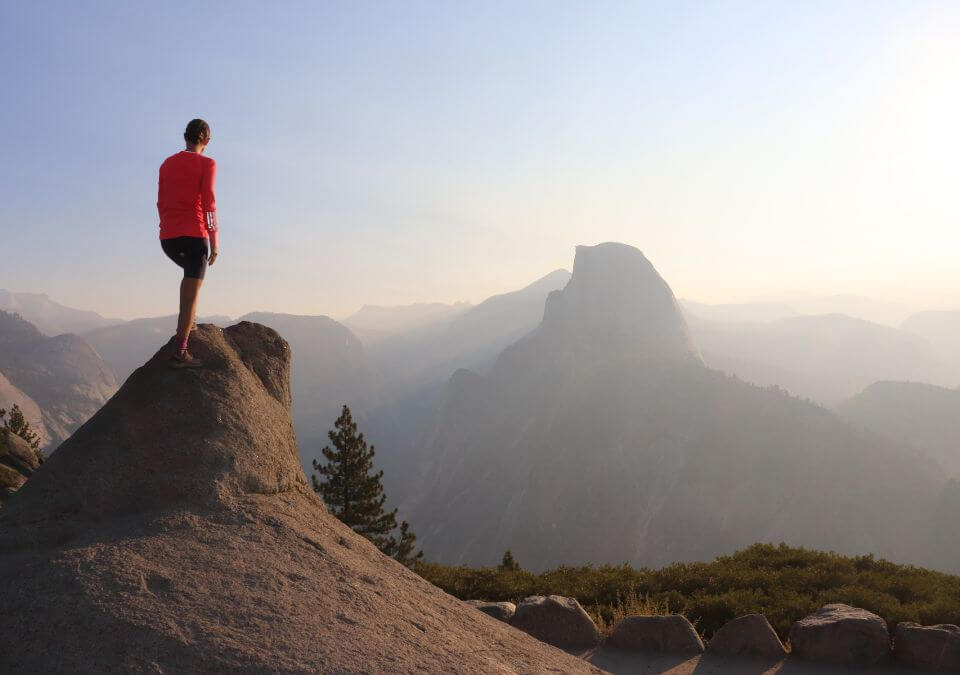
466, 597, 960, 671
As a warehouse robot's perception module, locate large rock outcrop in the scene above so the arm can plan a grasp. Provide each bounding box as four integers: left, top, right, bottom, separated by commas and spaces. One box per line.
0, 323, 597, 673
237, 312, 383, 475
528, 243, 700, 366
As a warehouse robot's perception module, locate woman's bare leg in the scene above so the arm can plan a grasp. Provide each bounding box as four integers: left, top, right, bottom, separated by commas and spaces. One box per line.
177, 277, 203, 341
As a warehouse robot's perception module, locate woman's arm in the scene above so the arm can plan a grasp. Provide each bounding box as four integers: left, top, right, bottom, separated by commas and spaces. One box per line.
202, 159, 218, 265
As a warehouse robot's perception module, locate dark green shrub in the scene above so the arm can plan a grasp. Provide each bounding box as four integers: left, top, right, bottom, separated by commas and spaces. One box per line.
415, 543, 960, 640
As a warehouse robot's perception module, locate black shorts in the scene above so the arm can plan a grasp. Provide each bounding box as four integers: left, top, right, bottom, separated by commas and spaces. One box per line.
161, 236, 209, 280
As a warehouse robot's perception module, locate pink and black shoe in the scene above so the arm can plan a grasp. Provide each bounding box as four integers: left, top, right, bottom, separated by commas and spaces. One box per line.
168, 350, 203, 369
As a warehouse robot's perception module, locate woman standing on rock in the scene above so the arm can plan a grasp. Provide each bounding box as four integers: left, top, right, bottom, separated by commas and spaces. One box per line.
157, 118, 219, 368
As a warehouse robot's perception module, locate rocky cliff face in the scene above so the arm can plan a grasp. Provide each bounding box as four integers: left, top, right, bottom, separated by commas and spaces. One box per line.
532, 243, 699, 366
0, 322, 594, 673
0, 310, 117, 446
237, 312, 383, 474
407, 243, 952, 572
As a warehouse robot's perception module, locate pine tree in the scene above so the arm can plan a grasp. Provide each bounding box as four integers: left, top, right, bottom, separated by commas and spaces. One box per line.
499, 549, 520, 571
312, 405, 421, 564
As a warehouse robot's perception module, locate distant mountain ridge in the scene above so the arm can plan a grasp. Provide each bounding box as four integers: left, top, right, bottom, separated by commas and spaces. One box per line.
346, 269, 573, 512
446, 269, 571, 344
361, 269, 572, 390
743, 292, 909, 327
0, 289, 121, 335
344, 302, 472, 344
0, 311, 117, 446
688, 313, 956, 405
681, 300, 798, 324
902, 310, 960, 369
838, 381, 960, 477
404, 243, 956, 572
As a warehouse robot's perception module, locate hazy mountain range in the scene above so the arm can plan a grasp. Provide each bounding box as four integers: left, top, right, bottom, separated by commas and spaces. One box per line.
901, 311, 960, 370
353, 269, 571, 389
396, 244, 957, 572
6, 248, 959, 574
0, 311, 117, 446
343, 301, 472, 344
686, 313, 956, 406
0, 289, 121, 336
838, 381, 960, 477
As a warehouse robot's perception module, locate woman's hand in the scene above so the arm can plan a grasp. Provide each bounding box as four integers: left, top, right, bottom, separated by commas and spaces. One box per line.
208, 228, 219, 267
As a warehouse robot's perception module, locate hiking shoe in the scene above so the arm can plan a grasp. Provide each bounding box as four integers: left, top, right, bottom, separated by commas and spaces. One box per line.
168, 351, 203, 369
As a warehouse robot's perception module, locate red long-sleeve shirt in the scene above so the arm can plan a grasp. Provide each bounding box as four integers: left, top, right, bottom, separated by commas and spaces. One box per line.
157, 151, 217, 240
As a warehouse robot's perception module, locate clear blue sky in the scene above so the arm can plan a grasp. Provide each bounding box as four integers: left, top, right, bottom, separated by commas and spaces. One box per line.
1, 1, 957, 319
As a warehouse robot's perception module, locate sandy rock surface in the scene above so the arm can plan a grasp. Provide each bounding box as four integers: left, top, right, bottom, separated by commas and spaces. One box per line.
0, 323, 598, 674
